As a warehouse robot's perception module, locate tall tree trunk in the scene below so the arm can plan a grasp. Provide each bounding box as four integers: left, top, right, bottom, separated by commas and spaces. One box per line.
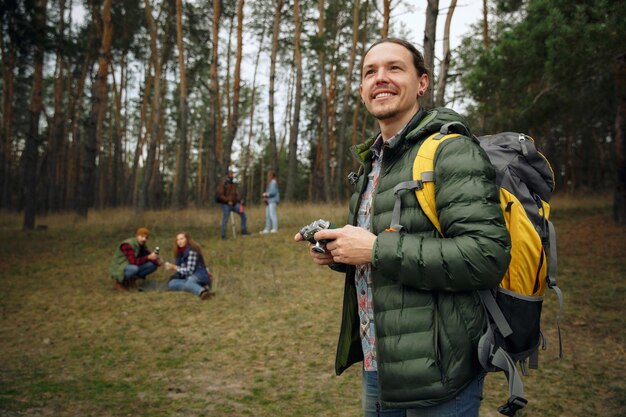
173, 0, 188, 209
45, 0, 66, 213
23, 0, 48, 229
422, 0, 439, 109
268, 0, 284, 174
128, 65, 152, 206
109, 54, 126, 208
242, 22, 267, 204
380, 0, 390, 37
285, 0, 303, 201
335, 0, 360, 200
138, 0, 163, 213
77, 0, 112, 218
435, 0, 456, 107
351, 0, 369, 173
207, 0, 221, 200
227, 0, 244, 175
0, 18, 16, 208
195, 123, 205, 205
482, 0, 490, 49
614, 53, 626, 225
222, 4, 242, 172
317, 0, 331, 201
66, 60, 90, 210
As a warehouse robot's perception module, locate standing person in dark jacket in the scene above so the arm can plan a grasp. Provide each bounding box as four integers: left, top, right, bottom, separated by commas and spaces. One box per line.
216, 170, 249, 239
109, 227, 161, 291
164, 232, 213, 300
295, 38, 510, 417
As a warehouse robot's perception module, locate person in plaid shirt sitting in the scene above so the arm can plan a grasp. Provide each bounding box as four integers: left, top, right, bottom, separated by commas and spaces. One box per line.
164, 232, 214, 300
109, 227, 161, 291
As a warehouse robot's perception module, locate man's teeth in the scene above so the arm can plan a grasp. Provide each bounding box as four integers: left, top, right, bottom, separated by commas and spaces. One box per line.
375, 92, 394, 98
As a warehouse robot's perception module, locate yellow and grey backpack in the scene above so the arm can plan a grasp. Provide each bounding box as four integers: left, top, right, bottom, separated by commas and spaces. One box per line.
390, 122, 564, 416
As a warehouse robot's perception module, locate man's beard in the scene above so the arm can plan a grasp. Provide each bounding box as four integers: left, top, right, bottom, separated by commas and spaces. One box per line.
369, 106, 400, 121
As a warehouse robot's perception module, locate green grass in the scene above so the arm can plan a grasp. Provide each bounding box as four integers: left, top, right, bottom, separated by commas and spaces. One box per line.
0, 196, 624, 417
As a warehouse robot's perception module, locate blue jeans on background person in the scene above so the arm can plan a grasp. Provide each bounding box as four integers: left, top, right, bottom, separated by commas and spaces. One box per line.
362, 369, 485, 417
167, 273, 210, 296
221, 203, 248, 238
264, 202, 278, 232
123, 262, 157, 281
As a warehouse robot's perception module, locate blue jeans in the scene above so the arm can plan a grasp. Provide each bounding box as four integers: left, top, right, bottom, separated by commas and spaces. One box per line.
168, 273, 210, 296
123, 262, 157, 281
362, 370, 485, 417
221, 203, 248, 237
264, 202, 278, 231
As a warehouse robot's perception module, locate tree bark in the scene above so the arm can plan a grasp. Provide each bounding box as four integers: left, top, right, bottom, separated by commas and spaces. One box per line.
351, 0, 369, 173
380, 0, 390, 37
66, 60, 90, 210
482, 0, 490, 49
223, 1, 243, 173
317, 0, 331, 201
422, 0, 439, 109
138, 0, 164, 213
268, 0, 285, 175
109, 53, 126, 208
77, 0, 111, 218
435, 0, 456, 107
614, 53, 626, 225
285, 0, 303, 201
335, 0, 360, 201
242, 21, 267, 204
128, 65, 152, 206
207, 0, 221, 200
23, 0, 48, 229
45, 0, 66, 213
0, 16, 16, 208
173, 0, 188, 209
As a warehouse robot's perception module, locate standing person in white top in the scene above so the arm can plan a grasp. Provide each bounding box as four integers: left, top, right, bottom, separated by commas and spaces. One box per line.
260, 171, 280, 233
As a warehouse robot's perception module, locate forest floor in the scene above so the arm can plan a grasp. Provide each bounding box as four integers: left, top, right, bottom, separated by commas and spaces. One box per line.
0, 196, 624, 417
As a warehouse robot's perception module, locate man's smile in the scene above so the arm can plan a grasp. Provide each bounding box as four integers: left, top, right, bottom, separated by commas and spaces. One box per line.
372, 89, 397, 100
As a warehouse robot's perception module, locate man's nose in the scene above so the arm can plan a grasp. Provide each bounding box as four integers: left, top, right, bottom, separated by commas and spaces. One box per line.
374, 68, 390, 83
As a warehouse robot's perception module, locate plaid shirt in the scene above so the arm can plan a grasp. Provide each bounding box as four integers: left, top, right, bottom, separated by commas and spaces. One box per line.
176, 249, 199, 277
120, 243, 152, 265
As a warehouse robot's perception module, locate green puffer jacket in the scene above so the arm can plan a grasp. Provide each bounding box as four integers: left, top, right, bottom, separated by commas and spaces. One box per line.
335, 108, 511, 408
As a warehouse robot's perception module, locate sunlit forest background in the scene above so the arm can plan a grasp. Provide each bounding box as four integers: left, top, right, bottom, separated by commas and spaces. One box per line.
1, 0, 625, 229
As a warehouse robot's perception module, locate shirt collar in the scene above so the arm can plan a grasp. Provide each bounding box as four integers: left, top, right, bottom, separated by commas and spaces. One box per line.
369, 131, 401, 160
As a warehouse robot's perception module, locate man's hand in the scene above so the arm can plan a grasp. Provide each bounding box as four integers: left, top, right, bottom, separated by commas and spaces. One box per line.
294, 231, 335, 266
147, 252, 158, 261
294, 225, 376, 266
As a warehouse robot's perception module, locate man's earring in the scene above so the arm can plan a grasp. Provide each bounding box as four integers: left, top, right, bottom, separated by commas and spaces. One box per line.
418, 90, 425, 97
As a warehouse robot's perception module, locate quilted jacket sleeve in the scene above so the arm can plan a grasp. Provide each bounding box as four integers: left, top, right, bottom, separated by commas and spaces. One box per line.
372, 136, 511, 291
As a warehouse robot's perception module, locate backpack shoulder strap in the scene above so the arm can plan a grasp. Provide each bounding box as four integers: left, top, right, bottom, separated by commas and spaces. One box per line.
411, 131, 461, 235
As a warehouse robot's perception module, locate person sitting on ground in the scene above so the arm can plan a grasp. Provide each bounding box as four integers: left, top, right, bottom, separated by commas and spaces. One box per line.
216, 170, 250, 239
109, 227, 161, 291
164, 232, 214, 300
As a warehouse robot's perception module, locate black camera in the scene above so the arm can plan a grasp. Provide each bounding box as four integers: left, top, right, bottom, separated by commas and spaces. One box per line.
299, 219, 334, 254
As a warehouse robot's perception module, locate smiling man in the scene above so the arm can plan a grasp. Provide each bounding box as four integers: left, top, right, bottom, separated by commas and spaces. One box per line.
295, 38, 511, 416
